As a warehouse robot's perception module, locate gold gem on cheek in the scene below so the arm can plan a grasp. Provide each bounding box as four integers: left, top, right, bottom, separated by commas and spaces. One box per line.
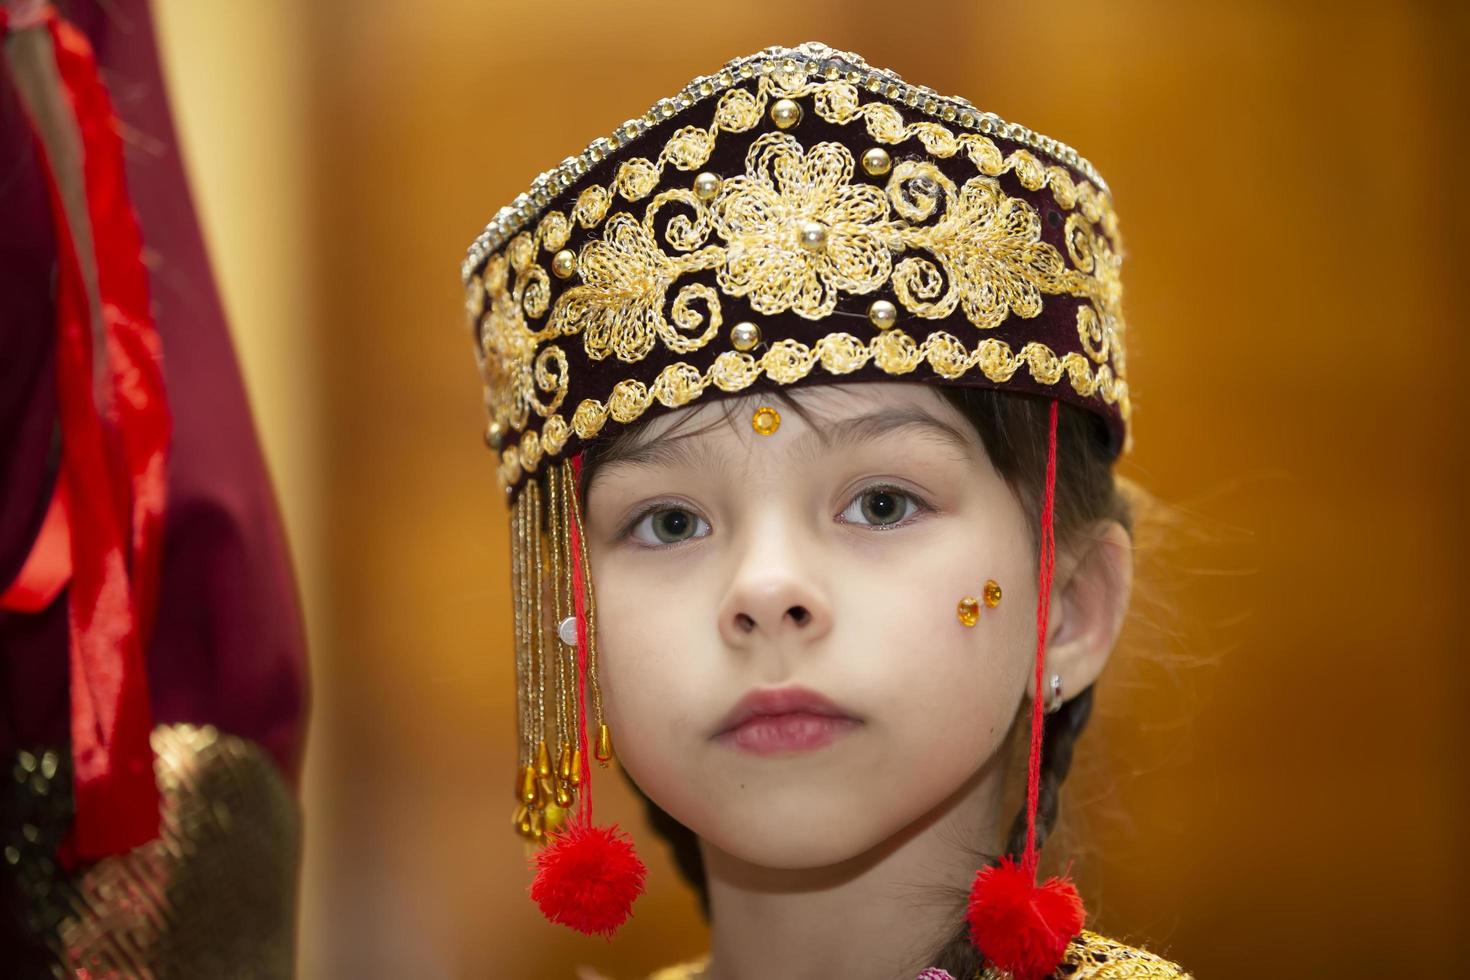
751, 406, 781, 436
958, 580, 1002, 627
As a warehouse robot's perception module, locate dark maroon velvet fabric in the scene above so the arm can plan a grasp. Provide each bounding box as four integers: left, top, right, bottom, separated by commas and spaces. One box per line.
0, 1, 308, 784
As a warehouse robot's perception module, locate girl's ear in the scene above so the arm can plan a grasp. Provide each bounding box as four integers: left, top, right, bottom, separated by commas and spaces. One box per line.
1040, 520, 1133, 698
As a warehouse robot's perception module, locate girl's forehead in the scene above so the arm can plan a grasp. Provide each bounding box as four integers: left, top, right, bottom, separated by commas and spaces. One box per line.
633, 382, 970, 448
590, 383, 984, 489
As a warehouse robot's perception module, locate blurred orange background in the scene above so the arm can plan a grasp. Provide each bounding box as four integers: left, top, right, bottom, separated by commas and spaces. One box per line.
148, 1, 1467, 976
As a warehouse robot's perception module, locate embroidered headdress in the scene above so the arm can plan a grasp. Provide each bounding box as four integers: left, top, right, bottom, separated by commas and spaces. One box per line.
462, 42, 1131, 977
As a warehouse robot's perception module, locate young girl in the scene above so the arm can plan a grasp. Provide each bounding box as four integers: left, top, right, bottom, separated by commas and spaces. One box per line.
464, 42, 1188, 979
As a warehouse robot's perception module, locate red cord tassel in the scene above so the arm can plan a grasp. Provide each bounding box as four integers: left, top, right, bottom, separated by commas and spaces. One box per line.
530, 820, 647, 939
967, 857, 1085, 980
13, 9, 173, 861
967, 401, 1084, 978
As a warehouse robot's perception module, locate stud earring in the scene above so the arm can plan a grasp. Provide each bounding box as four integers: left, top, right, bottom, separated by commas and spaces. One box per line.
956, 579, 1003, 626
1045, 673, 1063, 714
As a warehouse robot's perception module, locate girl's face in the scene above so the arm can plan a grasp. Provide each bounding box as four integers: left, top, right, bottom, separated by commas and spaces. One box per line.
583, 383, 1038, 868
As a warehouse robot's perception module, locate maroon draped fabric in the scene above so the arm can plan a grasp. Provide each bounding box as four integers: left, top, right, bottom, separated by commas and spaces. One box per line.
0, 0, 308, 821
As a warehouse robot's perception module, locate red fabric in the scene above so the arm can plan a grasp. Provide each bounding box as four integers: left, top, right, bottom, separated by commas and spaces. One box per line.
24, 10, 173, 861
0, 476, 71, 614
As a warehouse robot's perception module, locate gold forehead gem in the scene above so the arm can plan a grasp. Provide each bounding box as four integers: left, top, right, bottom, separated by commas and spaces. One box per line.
550, 248, 577, 279
751, 406, 781, 436
867, 299, 898, 330
693, 171, 722, 201
861, 146, 892, 176
798, 220, 828, 252
730, 321, 761, 352
770, 97, 802, 129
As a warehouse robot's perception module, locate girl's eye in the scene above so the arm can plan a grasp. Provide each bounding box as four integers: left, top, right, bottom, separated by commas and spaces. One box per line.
628, 506, 710, 546
839, 486, 925, 528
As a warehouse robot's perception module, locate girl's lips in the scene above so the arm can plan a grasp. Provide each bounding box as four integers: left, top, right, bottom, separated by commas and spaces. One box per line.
711, 684, 864, 756
716, 712, 862, 755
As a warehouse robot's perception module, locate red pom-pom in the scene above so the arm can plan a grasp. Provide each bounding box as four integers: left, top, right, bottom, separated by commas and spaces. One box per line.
966, 857, 1086, 980
530, 821, 647, 938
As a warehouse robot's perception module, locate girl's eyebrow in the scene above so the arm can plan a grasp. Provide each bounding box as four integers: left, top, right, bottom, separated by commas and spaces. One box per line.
794, 407, 978, 459
594, 404, 978, 482
593, 428, 733, 479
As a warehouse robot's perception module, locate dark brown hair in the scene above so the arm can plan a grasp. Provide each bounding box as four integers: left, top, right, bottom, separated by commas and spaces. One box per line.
577, 384, 1133, 975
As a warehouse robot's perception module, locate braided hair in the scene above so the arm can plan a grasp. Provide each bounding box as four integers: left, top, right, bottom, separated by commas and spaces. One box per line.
587, 387, 1133, 969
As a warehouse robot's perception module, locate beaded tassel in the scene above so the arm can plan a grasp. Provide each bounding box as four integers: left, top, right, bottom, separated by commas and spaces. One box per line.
514, 454, 645, 936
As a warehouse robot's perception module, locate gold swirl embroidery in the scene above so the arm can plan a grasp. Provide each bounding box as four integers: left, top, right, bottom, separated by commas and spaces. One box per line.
546, 212, 724, 362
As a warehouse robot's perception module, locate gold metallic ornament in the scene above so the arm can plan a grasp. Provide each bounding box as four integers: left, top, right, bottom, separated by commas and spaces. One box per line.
861, 146, 892, 176
529, 808, 545, 842
513, 803, 530, 835
770, 97, 802, 129
551, 248, 577, 279
751, 406, 781, 436
554, 781, 573, 808
5, 726, 300, 977
730, 321, 761, 351
543, 802, 568, 834
569, 747, 583, 786
557, 742, 573, 781
693, 171, 722, 201
537, 775, 557, 807
867, 299, 898, 330
797, 220, 828, 252
485, 421, 505, 452
984, 579, 1003, 607
536, 739, 551, 777
595, 722, 614, 765
957, 596, 981, 627
519, 764, 537, 804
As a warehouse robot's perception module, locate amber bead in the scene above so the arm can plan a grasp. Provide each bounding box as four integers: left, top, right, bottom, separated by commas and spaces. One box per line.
751, 406, 781, 436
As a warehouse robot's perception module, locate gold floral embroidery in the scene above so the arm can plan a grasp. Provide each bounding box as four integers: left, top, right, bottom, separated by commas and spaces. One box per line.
712, 132, 894, 319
